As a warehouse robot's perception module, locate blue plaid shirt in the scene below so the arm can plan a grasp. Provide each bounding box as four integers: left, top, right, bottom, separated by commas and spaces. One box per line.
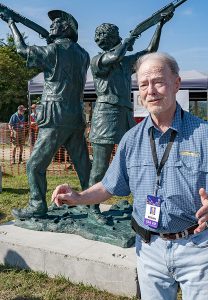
102, 103, 208, 233
9, 112, 25, 130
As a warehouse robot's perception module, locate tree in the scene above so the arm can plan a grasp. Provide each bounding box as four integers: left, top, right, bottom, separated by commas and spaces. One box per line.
0, 34, 39, 122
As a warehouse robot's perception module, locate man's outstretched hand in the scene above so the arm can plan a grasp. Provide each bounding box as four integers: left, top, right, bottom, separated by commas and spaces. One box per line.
0, 12, 13, 25
194, 188, 208, 233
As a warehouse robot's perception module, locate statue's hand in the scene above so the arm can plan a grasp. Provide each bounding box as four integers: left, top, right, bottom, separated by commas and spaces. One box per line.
124, 35, 137, 52
46, 36, 53, 45
160, 11, 174, 25
0, 12, 13, 25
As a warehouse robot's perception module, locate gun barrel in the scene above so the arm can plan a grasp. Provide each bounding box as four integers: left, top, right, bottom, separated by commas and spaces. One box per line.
129, 0, 188, 39
173, 0, 188, 9
0, 3, 49, 39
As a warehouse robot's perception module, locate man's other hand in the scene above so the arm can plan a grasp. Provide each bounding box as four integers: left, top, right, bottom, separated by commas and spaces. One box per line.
194, 188, 208, 233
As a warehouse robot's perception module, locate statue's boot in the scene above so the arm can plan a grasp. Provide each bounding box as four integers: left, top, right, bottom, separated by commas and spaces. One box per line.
89, 204, 109, 224
12, 202, 48, 219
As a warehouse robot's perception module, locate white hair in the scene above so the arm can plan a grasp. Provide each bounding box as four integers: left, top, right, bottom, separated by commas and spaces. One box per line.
136, 52, 180, 76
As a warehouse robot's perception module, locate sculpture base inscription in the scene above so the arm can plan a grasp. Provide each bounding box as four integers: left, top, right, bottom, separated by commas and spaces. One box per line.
14, 200, 135, 248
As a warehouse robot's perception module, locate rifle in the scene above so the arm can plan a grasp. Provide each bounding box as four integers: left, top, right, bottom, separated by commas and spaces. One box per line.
130, 0, 188, 38
0, 3, 49, 40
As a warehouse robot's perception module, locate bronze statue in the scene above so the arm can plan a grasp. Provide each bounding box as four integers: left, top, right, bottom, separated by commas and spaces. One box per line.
1, 9, 91, 218
89, 15, 173, 221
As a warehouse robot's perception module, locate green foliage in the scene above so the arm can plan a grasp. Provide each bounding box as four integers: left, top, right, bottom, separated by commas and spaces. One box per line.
189, 101, 208, 121
0, 34, 39, 122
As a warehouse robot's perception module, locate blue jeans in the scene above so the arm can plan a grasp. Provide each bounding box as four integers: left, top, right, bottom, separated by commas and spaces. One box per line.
136, 229, 208, 300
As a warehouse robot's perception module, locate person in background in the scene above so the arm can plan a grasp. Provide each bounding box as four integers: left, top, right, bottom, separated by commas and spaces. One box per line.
9, 104, 27, 164
52, 53, 208, 300
30, 104, 38, 147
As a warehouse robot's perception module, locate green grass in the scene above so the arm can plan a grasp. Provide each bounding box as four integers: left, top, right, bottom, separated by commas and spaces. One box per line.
0, 264, 135, 300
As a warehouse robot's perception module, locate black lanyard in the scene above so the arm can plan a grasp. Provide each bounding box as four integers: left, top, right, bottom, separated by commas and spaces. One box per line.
150, 127, 177, 196
149, 109, 184, 196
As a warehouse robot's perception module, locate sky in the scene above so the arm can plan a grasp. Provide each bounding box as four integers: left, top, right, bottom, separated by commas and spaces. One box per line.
0, 0, 207, 73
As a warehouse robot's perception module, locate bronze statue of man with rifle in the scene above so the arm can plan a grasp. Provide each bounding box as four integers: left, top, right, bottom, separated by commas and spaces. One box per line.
88, 12, 174, 222
0, 8, 91, 218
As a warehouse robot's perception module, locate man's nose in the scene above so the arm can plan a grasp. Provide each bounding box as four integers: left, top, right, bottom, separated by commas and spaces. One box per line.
147, 84, 156, 95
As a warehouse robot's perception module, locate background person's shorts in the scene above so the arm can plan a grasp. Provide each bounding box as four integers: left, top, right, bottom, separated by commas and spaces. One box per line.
11, 130, 25, 146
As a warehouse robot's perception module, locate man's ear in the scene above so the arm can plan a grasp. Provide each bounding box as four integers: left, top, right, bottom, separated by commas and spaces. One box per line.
62, 21, 70, 34
63, 23, 68, 30
175, 76, 181, 93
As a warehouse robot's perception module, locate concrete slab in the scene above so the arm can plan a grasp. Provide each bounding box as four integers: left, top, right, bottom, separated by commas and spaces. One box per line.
0, 220, 139, 298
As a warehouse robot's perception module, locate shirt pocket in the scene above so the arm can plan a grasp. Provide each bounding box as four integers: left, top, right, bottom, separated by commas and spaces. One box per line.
36, 104, 46, 125
127, 160, 155, 195
180, 156, 203, 174
165, 157, 208, 201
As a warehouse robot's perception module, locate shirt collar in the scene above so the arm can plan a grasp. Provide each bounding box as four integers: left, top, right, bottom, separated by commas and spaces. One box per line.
55, 38, 72, 44
146, 102, 183, 133
16, 112, 24, 118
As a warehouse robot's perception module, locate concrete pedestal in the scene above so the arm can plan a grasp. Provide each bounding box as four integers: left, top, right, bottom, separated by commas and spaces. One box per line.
0, 221, 139, 297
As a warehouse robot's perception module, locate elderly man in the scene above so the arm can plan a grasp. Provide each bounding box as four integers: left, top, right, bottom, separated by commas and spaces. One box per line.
52, 53, 208, 300
3, 10, 91, 218
89, 15, 172, 220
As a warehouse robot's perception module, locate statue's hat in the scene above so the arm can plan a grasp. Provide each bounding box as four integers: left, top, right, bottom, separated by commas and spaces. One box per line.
48, 10, 78, 42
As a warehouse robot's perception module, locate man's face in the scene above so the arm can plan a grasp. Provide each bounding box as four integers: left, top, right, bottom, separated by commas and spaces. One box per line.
137, 59, 181, 117
49, 18, 66, 38
18, 109, 25, 115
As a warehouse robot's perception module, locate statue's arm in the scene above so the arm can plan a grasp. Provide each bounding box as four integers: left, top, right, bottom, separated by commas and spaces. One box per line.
101, 36, 136, 67
134, 12, 174, 59
8, 20, 28, 58
146, 20, 164, 53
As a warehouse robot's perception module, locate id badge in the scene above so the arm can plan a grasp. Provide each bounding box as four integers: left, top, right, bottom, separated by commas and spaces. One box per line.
144, 195, 161, 229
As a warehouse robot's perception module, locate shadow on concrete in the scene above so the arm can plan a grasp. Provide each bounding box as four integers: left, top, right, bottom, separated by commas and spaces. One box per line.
4, 249, 30, 270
